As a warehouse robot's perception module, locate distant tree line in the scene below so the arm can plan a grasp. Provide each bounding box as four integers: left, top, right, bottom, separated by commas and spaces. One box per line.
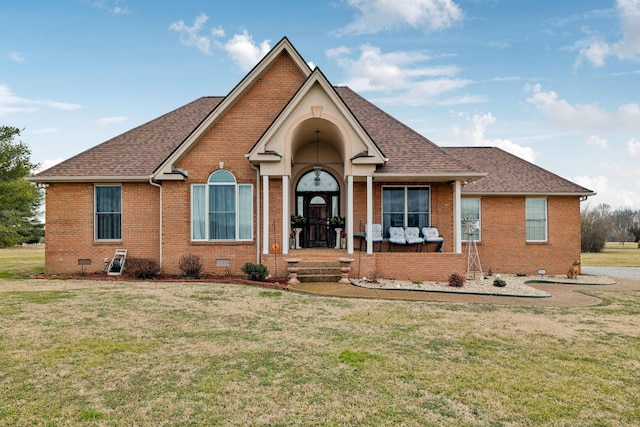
581, 203, 640, 252
0, 126, 43, 247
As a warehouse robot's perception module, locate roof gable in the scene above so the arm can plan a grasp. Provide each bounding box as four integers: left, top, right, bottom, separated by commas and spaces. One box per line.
155, 37, 312, 180
445, 147, 595, 195
246, 68, 387, 176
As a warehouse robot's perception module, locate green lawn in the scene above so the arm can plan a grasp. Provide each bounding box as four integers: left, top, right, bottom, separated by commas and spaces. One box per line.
0, 242, 639, 425
581, 242, 640, 267
0, 245, 44, 279
0, 245, 638, 425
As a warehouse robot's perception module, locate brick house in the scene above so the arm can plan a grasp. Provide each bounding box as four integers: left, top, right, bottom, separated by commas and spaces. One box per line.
30, 37, 594, 280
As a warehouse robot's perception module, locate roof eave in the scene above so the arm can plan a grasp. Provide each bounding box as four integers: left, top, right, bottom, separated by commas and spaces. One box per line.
372, 172, 487, 182
460, 190, 597, 197
27, 175, 153, 184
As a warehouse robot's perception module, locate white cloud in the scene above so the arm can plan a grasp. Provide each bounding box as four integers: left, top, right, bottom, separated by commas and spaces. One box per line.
628, 138, 640, 156
221, 30, 271, 72
526, 83, 640, 132
169, 16, 270, 71
587, 134, 608, 149
169, 13, 212, 55
573, 174, 640, 209
576, 0, 640, 67
8, 52, 24, 63
84, 0, 130, 15
97, 116, 128, 126
0, 84, 82, 116
32, 128, 59, 134
327, 43, 480, 106
338, 0, 463, 35
451, 112, 537, 163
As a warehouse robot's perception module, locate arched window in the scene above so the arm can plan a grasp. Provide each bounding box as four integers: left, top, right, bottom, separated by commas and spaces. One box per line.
191, 170, 253, 241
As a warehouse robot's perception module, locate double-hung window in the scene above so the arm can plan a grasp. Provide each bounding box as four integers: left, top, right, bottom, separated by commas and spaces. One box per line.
191, 170, 252, 241
382, 186, 430, 237
461, 198, 481, 241
95, 185, 122, 240
526, 198, 547, 242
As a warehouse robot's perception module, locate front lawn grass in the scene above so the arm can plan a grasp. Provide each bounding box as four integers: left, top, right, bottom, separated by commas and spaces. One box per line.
0, 244, 44, 278
582, 241, 640, 267
1, 279, 639, 425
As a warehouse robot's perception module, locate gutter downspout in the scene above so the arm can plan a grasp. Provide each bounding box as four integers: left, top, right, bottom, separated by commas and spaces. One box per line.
251, 164, 261, 265
149, 176, 163, 269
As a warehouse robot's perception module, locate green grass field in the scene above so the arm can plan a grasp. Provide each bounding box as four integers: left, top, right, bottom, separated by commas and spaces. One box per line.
581, 242, 640, 267
0, 244, 639, 425
0, 245, 44, 279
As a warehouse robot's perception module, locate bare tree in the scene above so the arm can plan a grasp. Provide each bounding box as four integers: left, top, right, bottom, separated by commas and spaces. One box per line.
581, 203, 612, 253
610, 208, 636, 244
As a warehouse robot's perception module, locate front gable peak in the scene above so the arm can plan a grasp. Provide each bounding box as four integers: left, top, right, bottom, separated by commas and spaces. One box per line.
155, 37, 312, 180
247, 68, 386, 177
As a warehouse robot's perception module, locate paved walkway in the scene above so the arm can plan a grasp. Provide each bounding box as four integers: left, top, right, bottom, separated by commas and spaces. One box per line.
287, 276, 640, 307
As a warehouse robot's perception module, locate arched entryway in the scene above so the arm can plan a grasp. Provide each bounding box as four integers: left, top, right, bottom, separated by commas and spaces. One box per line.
295, 169, 340, 248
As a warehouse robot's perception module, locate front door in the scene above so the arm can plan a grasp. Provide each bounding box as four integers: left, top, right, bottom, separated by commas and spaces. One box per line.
295, 169, 340, 248
305, 194, 330, 247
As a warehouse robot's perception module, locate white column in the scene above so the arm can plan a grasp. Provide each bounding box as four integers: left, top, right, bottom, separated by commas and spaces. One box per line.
454, 179, 462, 254
347, 175, 354, 254
262, 175, 270, 254
282, 175, 289, 255
366, 176, 373, 254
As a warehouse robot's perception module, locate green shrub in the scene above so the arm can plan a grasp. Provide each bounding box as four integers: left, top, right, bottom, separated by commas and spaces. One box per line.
448, 272, 465, 287
493, 277, 507, 287
241, 262, 269, 281
179, 253, 202, 278
125, 258, 160, 279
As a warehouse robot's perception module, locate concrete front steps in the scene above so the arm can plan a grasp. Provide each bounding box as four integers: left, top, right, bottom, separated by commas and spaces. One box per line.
283, 248, 354, 283
296, 260, 342, 282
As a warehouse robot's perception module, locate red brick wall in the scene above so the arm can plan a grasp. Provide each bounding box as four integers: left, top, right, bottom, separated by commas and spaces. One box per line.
161, 51, 306, 275
470, 195, 582, 275
44, 182, 159, 275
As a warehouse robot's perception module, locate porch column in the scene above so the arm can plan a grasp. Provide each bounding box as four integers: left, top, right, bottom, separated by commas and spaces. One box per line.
454, 179, 462, 253
347, 175, 354, 254
262, 175, 270, 254
366, 175, 373, 254
282, 175, 289, 255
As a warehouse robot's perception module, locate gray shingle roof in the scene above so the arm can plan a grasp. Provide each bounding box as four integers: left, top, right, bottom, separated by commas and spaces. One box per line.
34, 96, 223, 179
334, 86, 480, 176
444, 146, 594, 195
31, 89, 593, 196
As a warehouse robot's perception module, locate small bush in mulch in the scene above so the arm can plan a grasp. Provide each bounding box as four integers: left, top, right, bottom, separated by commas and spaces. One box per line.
448, 272, 466, 287
179, 253, 203, 278
241, 262, 269, 282
125, 258, 160, 279
493, 277, 507, 287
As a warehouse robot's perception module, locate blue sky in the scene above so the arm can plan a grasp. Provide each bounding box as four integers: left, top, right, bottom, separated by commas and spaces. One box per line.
2, 0, 640, 209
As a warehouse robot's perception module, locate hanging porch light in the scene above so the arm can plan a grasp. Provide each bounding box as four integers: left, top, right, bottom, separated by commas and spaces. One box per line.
313, 130, 321, 186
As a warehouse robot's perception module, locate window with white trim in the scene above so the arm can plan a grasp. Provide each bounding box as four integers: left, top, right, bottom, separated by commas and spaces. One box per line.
191, 170, 253, 241
382, 186, 430, 237
95, 185, 121, 241
461, 198, 481, 242
526, 198, 547, 242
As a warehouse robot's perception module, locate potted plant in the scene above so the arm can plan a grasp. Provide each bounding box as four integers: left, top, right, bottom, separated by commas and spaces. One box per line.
330, 216, 345, 228
291, 214, 306, 228
340, 230, 347, 249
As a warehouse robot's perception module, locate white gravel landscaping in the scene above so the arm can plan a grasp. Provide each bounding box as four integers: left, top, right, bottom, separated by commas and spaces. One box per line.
351, 274, 616, 297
